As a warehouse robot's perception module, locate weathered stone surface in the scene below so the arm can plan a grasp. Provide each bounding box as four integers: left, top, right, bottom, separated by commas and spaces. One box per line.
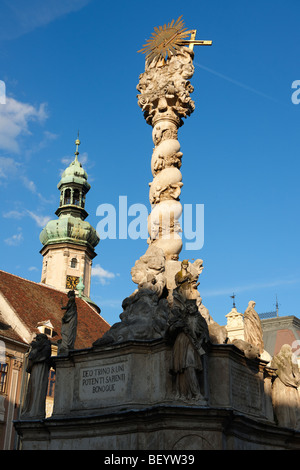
136, 47, 196, 264
271, 344, 300, 430
20, 334, 52, 420
58, 290, 78, 355
93, 289, 170, 345
231, 338, 260, 360
14, 341, 300, 450
244, 300, 264, 354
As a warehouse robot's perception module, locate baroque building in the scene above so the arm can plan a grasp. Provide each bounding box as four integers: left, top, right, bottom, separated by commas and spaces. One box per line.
0, 271, 110, 449
39, 136, 99, 300
0, 135, 109, 449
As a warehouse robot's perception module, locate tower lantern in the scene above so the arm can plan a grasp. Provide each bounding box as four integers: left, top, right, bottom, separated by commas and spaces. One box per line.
39, 135, 99, 300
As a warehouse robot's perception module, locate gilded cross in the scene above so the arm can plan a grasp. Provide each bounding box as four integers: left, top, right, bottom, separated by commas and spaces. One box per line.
181, 30, 212, 51
138, 18, 212, 64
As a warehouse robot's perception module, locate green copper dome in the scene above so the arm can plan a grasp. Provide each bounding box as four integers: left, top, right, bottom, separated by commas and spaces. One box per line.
40, 136, 99, 250
39, 214, 99, 248
58, 156, 90, 191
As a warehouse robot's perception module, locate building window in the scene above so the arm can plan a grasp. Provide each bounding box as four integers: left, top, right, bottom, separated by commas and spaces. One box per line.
64, 189, 71, 205
73, 189, 80, 206
0, 364, 8, 394
47, 369, 56, 398
36, 321, 55, 338
70, 258, 77, 269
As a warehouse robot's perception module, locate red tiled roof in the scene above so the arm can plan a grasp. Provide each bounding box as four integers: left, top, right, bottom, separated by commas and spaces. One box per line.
0, 270, 110, 349
0, 311, 24, 344
274, 329, 298, 356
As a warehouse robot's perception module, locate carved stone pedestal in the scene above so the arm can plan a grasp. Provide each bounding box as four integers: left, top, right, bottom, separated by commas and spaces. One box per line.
14, 341, 300, 450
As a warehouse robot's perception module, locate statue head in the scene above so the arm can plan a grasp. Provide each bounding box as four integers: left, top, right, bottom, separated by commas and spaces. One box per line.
181, 259, 189, 270
34, 333, 49, 345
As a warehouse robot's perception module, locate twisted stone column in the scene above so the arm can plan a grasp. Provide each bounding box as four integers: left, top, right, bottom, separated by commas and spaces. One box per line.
137, 47, 195, 263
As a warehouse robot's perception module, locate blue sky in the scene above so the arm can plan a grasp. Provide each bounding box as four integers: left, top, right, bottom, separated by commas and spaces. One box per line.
0, 0, 299, 327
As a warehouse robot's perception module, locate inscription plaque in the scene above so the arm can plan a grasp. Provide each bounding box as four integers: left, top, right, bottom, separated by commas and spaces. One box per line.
79, 361, 128, 401
231, 363, 261, 413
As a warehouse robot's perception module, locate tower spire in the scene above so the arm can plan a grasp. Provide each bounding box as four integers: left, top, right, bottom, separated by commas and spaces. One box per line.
75, 131, 80, 162
230, 293, 236, 309
39, 134, 99, 301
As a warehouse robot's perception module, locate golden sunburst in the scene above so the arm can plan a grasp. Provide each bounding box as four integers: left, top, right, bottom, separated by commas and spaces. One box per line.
138, 16, 192, 64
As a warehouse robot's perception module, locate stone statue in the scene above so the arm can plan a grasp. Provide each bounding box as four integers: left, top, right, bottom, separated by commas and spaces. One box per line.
231, 339, 260, 360
21, 334, 52, 419
137, 46, 196, 263
131, 245, 167, 298
271, 344, 300, 430
174, 259, 200, 301
198, 299, 228, 345
173, 261, 228, 345
167, 299, 209, 402
58, 290, 78, 354
137, 47, 195, 128
124, 21, 214, 349
93, 288, 170, 346
243, 301, 264, 355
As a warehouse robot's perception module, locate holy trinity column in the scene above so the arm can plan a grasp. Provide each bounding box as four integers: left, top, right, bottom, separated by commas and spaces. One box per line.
134, 17, 212, 296
94, 18, 221, 346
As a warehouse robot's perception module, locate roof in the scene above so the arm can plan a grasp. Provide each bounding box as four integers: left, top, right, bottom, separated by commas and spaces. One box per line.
0, 270, 110, 349
0, 311, 24, 344
261, 315, 300, 357
58, 156, 90, 191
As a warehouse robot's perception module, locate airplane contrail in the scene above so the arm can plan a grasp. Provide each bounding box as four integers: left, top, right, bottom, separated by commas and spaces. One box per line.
194, 61, 279, 103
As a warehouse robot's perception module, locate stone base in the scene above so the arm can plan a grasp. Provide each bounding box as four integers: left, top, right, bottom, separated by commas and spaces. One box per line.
14, 340, 300, 450
14, 406, 300, 450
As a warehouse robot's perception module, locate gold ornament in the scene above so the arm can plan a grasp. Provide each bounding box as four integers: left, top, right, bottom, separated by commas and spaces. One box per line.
138, 16, 212, 65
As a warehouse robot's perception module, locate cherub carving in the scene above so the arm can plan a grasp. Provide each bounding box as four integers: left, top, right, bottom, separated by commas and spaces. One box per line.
153, 151, 183, 175
137, 47, 195, 127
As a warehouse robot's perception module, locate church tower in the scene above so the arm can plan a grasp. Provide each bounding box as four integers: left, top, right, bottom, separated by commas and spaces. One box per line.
39, 135, 99, 299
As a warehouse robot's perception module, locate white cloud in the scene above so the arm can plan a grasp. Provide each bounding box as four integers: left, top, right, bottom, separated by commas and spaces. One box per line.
0, 0, 92, 41
0, 96, 53, 202
3, 209, 51, 227
21, 176, 37, 193
91, 264, 118, 285
0, 156, 53, 203
0, 157, 39, 195
28, 266, 38, 271
0, 156, 21, 181
4, 229, 23, 246
2, 210, 24, 219
26, 210, 51, 227
25, 130, 58, 157
0, 97, 47, 153
27, 211, 51, 227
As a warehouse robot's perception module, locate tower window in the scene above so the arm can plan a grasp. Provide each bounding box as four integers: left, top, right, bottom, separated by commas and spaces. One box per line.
70, 258, 78, 268
73, 189, 80, 206
64, 189, 71, 205
36, 321, 55, 338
